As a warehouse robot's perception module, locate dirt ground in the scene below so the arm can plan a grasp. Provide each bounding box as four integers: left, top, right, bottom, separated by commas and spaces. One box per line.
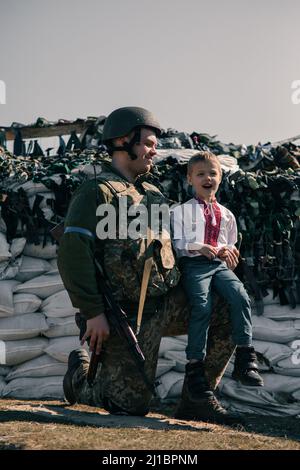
0, 399, 299, 450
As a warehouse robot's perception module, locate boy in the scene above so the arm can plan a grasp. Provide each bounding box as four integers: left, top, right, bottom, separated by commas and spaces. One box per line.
171, 151, 263, 404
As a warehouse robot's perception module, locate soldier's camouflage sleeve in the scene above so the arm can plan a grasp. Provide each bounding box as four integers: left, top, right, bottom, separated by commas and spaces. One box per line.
57, 180, 111, 320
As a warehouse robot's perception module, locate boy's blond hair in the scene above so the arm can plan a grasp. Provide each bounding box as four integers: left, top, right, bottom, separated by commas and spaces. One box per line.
187, 151, 222, 176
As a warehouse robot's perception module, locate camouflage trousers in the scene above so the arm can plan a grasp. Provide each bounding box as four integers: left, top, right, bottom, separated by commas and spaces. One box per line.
74, 281, 235, 415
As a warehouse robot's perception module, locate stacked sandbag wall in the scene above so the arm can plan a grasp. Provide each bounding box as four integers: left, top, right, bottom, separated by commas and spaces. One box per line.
0, 182, 82, 399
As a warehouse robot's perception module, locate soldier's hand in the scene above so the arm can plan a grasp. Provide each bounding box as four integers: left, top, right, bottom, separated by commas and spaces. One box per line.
80, 313, 110, 355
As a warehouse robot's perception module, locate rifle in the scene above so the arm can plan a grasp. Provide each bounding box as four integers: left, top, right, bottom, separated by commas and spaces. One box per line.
50, 222, 156, 395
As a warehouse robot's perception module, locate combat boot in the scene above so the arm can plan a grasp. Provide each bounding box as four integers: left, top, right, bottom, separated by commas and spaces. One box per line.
63, 348, 90, 405
232, 346, 264, 386
175, 361, 244, 425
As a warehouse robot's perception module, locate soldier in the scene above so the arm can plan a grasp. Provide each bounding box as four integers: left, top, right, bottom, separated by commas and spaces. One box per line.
57, 106, 242, 424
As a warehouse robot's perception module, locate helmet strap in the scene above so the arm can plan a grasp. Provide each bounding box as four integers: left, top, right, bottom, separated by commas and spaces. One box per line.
109, 128, 141, 160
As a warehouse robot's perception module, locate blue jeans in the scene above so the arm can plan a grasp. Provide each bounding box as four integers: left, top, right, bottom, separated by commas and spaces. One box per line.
180, 256, 252, 361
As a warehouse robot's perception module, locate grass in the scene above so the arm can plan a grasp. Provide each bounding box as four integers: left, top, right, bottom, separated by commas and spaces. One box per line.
0, 399, 299, 450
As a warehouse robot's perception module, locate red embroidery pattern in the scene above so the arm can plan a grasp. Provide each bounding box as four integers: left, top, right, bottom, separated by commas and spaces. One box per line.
196, 198, 221, 247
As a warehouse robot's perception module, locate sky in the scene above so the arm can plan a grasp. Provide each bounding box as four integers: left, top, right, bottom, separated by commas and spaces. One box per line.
0, 0, 300, 146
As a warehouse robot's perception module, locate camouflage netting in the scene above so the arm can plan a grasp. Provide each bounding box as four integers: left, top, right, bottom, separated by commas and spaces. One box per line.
0, 124, 300, 415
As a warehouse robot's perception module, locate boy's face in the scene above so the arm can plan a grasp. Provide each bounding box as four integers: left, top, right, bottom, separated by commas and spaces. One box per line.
187, 160, 222, 201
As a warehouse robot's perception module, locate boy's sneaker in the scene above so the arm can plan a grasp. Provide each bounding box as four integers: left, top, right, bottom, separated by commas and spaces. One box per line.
232, 346, 264, 386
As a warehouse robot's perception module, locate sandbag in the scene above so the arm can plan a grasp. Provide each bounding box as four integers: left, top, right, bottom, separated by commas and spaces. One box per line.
0, 232, 11, 262
252, 340, 293, 365
220, 375, 300, 400
155, 370, 184, 399
0, 365, 10, 376
41, 290, 78, 318
6, 355, 67, 381
10, 238, 26, 258
0, 376, 6, 397
44, 316, 79, 338
23, 241, 57, 259
164, 350, 187, 373
0, 257, 22, 280
252, 315, 300, 343
0, 313, 48, 340
0, 280, 20, 317
273, 357, 300, 377
158, 336, 186, 357
168, 377, 184, 398
15, 256, 52, 282
292, 389, 300, 400
219, 377, 300, 416
44, 336, 82, 363
0, 338, 48, 365
13, 293, 42, 315
155, 358, 176, 378
262, 290, 280, 306
221, 395, 300, 417
17, 181, 48, 196
2, 376, 64, 399
13, 273, 64, 299
261, 373, 300, 394
47, 258, 58, 274
263, 304, 300, 321
173, 335, 188, 343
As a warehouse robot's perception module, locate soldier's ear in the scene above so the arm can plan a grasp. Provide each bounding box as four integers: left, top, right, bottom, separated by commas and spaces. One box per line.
120, 130, 135, 144
114, 136, 127, 146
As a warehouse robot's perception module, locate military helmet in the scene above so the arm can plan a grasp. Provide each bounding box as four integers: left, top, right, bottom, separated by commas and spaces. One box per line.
102, 106, 162, 142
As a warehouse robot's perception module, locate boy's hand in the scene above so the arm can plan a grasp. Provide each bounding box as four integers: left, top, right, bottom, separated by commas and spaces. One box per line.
218, 246, 240, 270
199, 244, 219, 260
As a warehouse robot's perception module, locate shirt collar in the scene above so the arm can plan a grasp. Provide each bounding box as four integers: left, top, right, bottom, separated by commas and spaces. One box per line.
195, 196, 217, 205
